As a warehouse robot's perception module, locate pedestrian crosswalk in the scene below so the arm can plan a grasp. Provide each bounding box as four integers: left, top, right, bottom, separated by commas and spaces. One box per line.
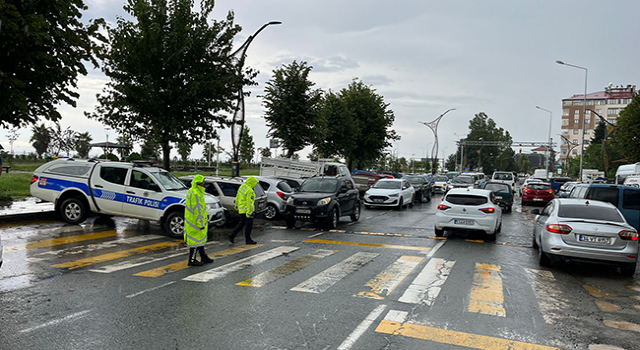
5, 228, 639, 327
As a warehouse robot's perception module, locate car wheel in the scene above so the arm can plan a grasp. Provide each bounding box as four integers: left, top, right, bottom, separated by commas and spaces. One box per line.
264, 203, 278, 220
426, 192, 432, 202
326, 207, 339, 229
214, 211, 229, 228
620, 262, 637, 277
286, 217, 295, 229
538, 248, 552, 267
397, 197, 404, 210
434, 228, 444, 237
350, 201, 361, 222
507, 205, 513, 213
496, 222, 502, 233
60, 197, 89, 224
409, 195, 414, 208
164, 211, 185, 239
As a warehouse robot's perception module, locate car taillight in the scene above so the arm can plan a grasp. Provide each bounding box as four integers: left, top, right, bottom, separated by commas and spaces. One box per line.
479, 207, 495, 214
546, 224, 572, 234
524, 188, 531, 193
276, 191, 286, 200
619, 230, 639, 241
437, 204, 450, 210
31, 175, 39, 184
546, 189, 554, 194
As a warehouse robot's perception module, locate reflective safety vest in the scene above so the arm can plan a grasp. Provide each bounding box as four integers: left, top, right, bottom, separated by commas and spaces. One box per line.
235, 177, 258, 215
184, 177, 208, 247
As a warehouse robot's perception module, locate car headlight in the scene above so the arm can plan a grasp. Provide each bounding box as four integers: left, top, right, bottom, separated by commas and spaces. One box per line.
287, 197, 294, 205
317, 197, 331, 206
388, 193, 399, 197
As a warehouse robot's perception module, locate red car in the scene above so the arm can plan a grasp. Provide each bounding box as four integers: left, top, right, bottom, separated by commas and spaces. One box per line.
521, 182, 554, 205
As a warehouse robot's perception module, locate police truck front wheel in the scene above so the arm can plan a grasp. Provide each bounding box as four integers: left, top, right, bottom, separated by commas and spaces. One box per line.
164, 211, 185, 239
60, 197, 88, 224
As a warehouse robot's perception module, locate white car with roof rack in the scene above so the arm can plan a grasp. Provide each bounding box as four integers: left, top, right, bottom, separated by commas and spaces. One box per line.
434, 188, 502, 240
30, 159, 223, 238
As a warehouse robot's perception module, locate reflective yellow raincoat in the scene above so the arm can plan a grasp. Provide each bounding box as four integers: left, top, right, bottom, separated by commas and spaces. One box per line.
235, 176, 258, 216
184, 175, 208, 247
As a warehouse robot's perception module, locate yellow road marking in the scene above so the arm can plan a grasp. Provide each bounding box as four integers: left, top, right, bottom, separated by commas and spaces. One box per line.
631, 296, 640, 301
356, 256, 424, 300
5, 230, 125, 252
469, 263, 506, 317
603, 320, 640, 332
304, 239, 431, 252
237, 249, 337, 287
135, 244, 263, 277
466, 239, 485, 243
428, 236, 447, 240
595, 301, 622, 312
584, 285, 618, 298
626, 284, 640, 292
329, 229, 346, 233
375, 320, 560, 350
52, 241, 183, 269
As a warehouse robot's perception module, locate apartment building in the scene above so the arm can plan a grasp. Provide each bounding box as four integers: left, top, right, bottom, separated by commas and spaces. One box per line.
560, 84, 636, 160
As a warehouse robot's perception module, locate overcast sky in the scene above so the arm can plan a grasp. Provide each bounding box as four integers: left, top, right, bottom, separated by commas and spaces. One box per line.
3, 0, 640, 165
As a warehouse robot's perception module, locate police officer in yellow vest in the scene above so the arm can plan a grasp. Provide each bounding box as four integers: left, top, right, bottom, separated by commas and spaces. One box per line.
229, 176, 259, 244
185, 175, 214, 266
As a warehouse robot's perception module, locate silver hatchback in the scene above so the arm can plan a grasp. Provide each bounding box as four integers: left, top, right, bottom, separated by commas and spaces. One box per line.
251, 176, 294, 220
532, 199, 638, 276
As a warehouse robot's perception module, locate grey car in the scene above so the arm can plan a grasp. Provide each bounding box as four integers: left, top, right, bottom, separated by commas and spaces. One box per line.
531, 198, 638, 276
250, 176, 294, 220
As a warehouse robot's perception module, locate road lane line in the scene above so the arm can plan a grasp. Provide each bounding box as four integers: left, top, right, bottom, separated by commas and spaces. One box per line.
384, 310, 408, 323
304, 239, 431, 252
20, 310, 91, 333
291, 252, 378, 294
398, 258, 455, 305
374, 318, 560, 350
52, 240, 183, 269
525, 268, 571, 324
183, 246, 299, 282
426, 240, 446, 258
308, 232, 325, 238
469, 263, 506, 317
126, 281, 176, 298
237, 249, 337, 287
356, 256, 423, 300
336, 305, 387, 350
134, 244, 262, 277
4, 230, 128, 253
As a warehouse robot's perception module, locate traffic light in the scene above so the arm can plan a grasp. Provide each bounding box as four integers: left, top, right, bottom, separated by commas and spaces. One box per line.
519, 148, 522, 153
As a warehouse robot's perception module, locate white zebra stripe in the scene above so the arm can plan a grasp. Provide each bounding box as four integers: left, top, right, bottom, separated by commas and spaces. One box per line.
398, 258, 455, 305
291, 252, 378, 294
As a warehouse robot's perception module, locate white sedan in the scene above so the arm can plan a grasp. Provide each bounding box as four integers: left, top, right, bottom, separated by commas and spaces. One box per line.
434, 188, 502, 240
363, 179, 415, 210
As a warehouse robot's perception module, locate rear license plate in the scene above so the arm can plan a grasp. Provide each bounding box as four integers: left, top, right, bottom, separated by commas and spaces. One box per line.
374, 199, 384, 203
296, 208, 311, 214
495, 196, 502, 199
579, 235, 611, 244
533, 198, 543, 201
454, 219, 474, 225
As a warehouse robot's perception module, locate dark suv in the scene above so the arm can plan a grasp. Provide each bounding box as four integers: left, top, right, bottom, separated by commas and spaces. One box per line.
284, 176, 361, 229
402, 176, 432, 202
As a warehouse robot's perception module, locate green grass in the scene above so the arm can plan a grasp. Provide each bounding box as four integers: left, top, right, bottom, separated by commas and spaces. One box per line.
4, 161, 45, 172
0, 173, 34, 202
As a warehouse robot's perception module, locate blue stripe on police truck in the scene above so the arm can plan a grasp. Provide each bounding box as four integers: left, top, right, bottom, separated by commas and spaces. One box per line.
124, 195, 183, 210
39, 177, 91, 196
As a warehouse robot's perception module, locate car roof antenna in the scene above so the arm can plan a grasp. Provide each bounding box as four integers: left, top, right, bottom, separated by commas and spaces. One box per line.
585, 200, 589, 206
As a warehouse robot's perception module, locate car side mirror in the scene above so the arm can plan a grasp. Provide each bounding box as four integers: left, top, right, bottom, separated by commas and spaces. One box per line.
531, 209, 540, 215
148, 183, 160, 192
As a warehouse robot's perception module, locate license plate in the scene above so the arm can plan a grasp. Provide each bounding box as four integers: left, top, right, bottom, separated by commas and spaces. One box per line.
579, 235, 611, 244
374, 199, 384, 203
495, 196, 502, 199
533, 198, 543, 201
296, 208, 311, 214
454, 219, 474, 225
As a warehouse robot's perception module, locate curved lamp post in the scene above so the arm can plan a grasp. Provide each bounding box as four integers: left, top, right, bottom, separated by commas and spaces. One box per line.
556, 60, 588, 181
230, 21, 282, 177
420, 108, 455, 174
588, 108, 617, 175
559, 134, 578, 175
535, 106, 553, 175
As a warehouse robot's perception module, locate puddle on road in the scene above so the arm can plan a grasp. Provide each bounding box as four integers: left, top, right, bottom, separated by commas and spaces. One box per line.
0, 275, 34, 292
603, 320, 640, 333
584, 285, 619, 298
594, 300, 622, 312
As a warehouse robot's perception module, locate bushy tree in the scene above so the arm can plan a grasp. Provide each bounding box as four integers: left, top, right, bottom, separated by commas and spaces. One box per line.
48, 123, 77, 156
30, 123, 51, 158
87, 0, 255, 170
464, 112, 513, 175
260, 147, 272, 158
75, 132, 93, 158
615, 93, 640, 162
239, 126, 255, 166
140, 139, 160, 160
445, 154, 457, 171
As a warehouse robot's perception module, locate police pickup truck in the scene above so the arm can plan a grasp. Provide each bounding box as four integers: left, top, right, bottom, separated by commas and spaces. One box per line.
30, 159, 223, 238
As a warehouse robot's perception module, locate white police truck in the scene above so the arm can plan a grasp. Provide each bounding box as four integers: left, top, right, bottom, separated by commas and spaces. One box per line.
30, 159, 223, 238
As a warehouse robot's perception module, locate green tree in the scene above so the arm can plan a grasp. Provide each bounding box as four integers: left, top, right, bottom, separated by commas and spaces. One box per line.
87, 0, 254, 170
262, 61, 322, 157
176, 141, 192, 162
116, 134, 134, 159
30, 123, 51, 158
615, 93, 640, 162
239, 126, 255, 166
47, 123, 77, 156
0, 0, 104, 128
313, 90, 357, 160
140, 139, 160, 160
445, 154, 457, 171
260, 147, 271, 158
464, 112, 513, 175
75, 132, 93, 158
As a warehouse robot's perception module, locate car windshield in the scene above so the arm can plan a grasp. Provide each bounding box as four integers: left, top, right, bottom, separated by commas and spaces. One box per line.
151, 171, 187, 190
445, 194, 488, 205
493, 173, 513, 180
407, 177, 423, 184
453, 176, 474, 184
373, 180, 401, 189
529, 184, 550, 190
485, 184, 510, 193
558, 204, 624, 222
299, 179, 338, 193
433, 176, 447, 182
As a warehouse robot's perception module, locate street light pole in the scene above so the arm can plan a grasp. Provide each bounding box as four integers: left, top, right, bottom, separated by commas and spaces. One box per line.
454, 133, 467, 172
230, 21, 282, 177
104, 127, 111, 156
420, 108, 456, 174
556, 60, 588, 181
535, 106, 553, 175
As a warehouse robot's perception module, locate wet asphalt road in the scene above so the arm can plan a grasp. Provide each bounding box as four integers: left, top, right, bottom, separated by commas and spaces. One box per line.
1, 193, 639, 350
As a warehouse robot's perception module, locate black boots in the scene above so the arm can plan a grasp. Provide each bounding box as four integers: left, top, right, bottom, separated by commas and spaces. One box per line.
188, 248, 204, 266
198, 246, 214, 264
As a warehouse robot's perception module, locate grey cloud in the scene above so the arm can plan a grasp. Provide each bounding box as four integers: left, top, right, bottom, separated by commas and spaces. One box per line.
270, 55, 359, 73
361, 75, 394, 86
